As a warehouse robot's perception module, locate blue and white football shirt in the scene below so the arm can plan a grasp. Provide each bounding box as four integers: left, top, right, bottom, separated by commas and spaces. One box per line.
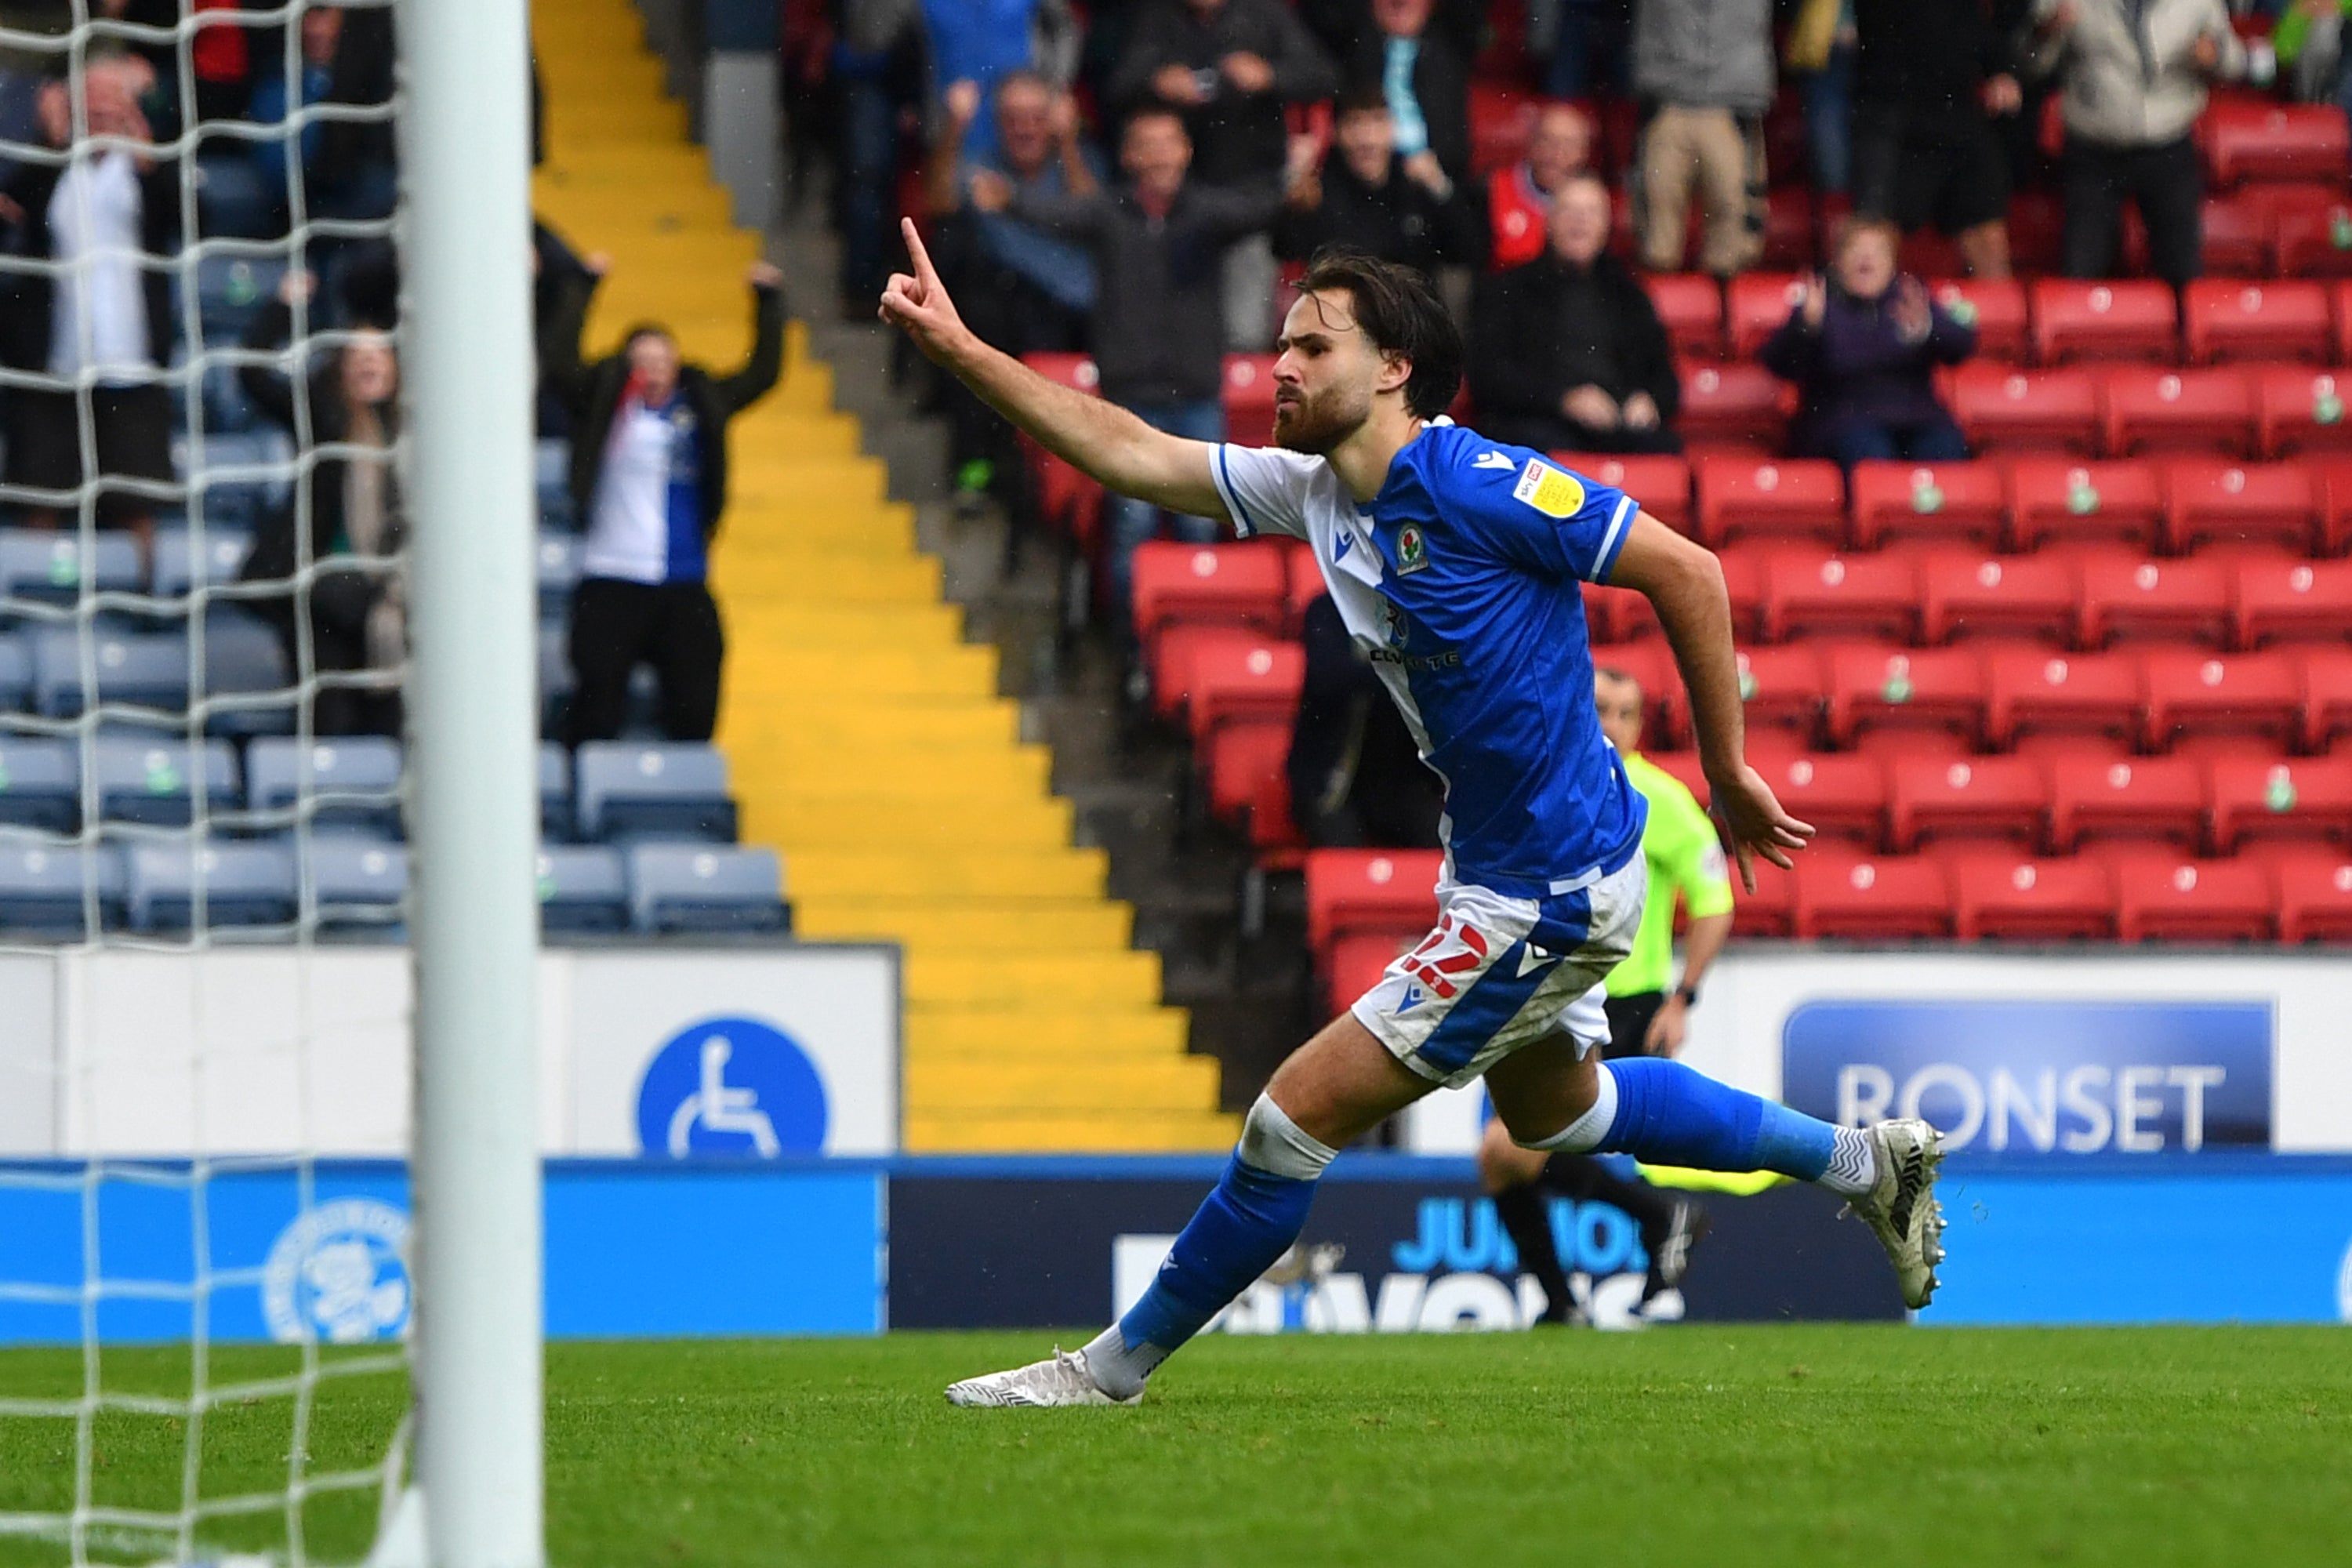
1210, 422, 1647, 899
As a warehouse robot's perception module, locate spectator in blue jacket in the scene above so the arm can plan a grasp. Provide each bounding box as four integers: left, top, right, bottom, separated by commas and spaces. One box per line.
1760, 217, 1976, 467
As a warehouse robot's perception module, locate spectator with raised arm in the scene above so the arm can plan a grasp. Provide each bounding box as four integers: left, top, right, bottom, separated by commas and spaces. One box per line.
1631, 0, 1774, 278
539, 262, 788, 744
1341, 0, 1472, 183
1851, 0, 2028, 280
1485, 100, 1593, 271
1275, 88, 1483, 278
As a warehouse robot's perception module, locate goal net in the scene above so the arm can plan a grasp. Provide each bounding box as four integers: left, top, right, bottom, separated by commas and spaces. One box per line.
0, 4, 540, 1565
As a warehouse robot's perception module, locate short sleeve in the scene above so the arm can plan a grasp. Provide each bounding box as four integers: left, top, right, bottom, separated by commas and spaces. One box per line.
1448, 447, 1638, 583
1209, 443, 1319, 541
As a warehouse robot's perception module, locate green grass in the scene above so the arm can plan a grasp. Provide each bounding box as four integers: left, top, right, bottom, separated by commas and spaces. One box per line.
3, 1327, 2348, 1566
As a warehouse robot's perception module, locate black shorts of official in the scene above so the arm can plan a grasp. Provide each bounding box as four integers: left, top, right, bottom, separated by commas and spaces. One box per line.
1853, 114, 2011, 238
1601, 989, 1666, 1061
5, 383, 176, 524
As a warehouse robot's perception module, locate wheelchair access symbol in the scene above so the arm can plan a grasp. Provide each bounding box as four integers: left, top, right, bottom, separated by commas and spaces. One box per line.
634, 1016, 828, 1157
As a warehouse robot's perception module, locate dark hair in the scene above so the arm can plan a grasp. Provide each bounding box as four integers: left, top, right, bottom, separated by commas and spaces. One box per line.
1293, 249, 1463, 420
994, 67, 1050, 103
1336, 85, 1391, 119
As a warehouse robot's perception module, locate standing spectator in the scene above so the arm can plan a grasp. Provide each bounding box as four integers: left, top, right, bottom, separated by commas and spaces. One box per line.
1275, 88, 1483, 276
975, 107, 1283, 653
2022, 0, 2245, 285
2277, 0, 2352, 114
540, 263, 788, 744
1109, 0, 1338, 349
1287, 593, 1444, 848
1485, 100, 1592, 271
922, 0, 1080, 161
1851, 0, 2027, 280
0, 60, 176, 553
1537, 0, 1637, 97
1785, 0, 1859, 195
238, 273, 405, 738
833, 0, 924, 309
1343, 0, 1472, 184
1760, 218, 1976, 467
1631, 0, 1774, 278
1467, 172, 1682, 454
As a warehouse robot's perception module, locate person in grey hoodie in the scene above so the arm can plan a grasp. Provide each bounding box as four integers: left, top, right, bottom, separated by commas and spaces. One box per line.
1631, 0, 1775, 277
2021, 0, 2247, 284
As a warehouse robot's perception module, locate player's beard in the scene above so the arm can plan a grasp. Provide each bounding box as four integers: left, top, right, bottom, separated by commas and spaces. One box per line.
1273, 381, 1374, 456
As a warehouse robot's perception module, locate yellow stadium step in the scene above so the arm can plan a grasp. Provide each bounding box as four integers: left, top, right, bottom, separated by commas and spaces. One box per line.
907, 1057, 1223, 1116
908, 1112, 1242, 1152
724, 700, 1019, 750
788, 849, 1107, 902
796, 898, 1131, 952
768, 796, 1074, 848
906, 951, 1163, 1009
735, 750, 1054, 801
909, 1011, 1192, 1057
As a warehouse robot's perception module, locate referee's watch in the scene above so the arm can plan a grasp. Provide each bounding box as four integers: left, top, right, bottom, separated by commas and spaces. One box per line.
1673, 983, 1700, 1007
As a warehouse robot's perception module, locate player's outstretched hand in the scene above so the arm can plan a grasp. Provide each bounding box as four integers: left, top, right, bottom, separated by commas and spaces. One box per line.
878, 218, 971, 367
1708, 763, 1814, 894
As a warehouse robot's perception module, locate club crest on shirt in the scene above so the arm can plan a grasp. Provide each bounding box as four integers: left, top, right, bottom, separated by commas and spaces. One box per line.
1514, 458, 1584, 519
1396, 522, 1429, 575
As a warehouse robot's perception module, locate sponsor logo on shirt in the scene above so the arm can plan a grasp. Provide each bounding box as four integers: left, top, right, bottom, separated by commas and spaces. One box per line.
1514, 459, 1584, 519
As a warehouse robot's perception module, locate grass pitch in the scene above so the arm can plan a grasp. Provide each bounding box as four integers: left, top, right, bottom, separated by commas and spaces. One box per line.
2, 1326, 2347, 1566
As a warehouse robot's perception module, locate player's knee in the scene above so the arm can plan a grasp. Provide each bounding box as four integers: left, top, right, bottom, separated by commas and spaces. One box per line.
1237, 1093, 1339, 1183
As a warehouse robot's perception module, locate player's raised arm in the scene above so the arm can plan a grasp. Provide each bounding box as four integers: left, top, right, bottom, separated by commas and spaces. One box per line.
878, 217, 1228, 521
1606, 512, 1813, 889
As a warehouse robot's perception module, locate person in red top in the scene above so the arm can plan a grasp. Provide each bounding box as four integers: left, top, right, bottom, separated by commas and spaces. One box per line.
1485, 101, 1594, 270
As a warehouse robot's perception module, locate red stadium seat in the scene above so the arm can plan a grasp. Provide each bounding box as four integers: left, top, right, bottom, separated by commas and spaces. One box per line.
1303, 848, 1443, 956
2233, 556, 2352, 647
1677, 361, 1792, 449
1151, 625, 1271, 720
1643, 274, 1725, 359
2252, 365, 2352, 458
1693, 456, 1846, 547
1759, 752, 1888, 847
1919, 552, 2078, 644
1848, 461, 2005, 550
2007, 192, 2067, 275
2106, 853, 2275, 942
1948, 364, 2100, 455
1794, 851, 1954, 938
2182, 280, 2331, 364
1824, 644, 1987, 750
1762, 187, 1816, 270
1590, 641, 1687, 748
1018, 354, 1106, 543
1889, 754, 2049, 849
2274, 855, 2352, 942
2207, 754, 2352, 852
1185, 637, 1305, 747
1929, 277, 2028, 362
2272, 192, 2352, 278
2159, 459, 2318, 554
2078, 554, 2232, 647
1130, 540, 1288, 656
2196, 192, 2272, 277
1733, 643, 1830, 744
2048, 754, 2205, 850
1761, 548, 1921, 642
1897, 228, 1964, 280
1553, 452, 1691, 532
1738, 862, 1798, 937
1716, 545, 1766, 640
2301, 648, 2352, 751
2314, 458, 2352, 553
2204, 100, 2350, 187
2100, 367, 2257, 457
1642, 750, 1711, 806
1023, 352, 1098, 393
1984, 648, 2143, 747
1323, 931, 1414, 1015
1283, 544, 1325, 634
1726, 272, 1806, 359
1467, 83, 1536, 176
2140, 648, 2303, 750
1945, 849, 2116, 940
2337, 281, 2352, 368
1247, 763, 1303, 855
1221, 355, 1279, 447
2030, 279, 2178, 365
1204, 719, 1291, 828
2005, 459, 2165, 550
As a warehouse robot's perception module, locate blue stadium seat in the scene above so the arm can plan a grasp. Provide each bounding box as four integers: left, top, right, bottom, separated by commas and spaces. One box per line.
200, 609, 294, 736
626, 844, 787, 934
193, 157, 281, 244
575, 742, 738, 843
152, 527, 253, 601
0, 633, 29, 712
539, 742, 573, 838
192, 251, 288, 341
0, 842, 125, 935
176, 431, 291, 521
0, 530, 143, 616
0, 736, 80, 833
303, 840, 407, 931
537, 532, 582, 619
536, 844, 628, 934
245, 736, 403, 837
32, 629, 192, 719
90, 736, 238, 826
125, 839, 297, 930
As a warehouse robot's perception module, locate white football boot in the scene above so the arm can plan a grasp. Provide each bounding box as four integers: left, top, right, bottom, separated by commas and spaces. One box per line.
945, 1348, 1140, 1408
1845, 1118, 1947, 1310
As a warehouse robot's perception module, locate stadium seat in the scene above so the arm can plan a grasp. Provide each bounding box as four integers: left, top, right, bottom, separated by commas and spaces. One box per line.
1246, 754, 1303, 855
90, 736, 238, 827
2314, 458, 2352, 553
2029, 280, 2177, 365
198, 611, 295, 738
535, 844, 630, 935
2336, 281, 2352, 371
2203, 100, 2349, 187
1928, 278, 2027, 362
1129, 542, 1288, 663
1794, 851, 1952, 938
1757, 752, 1887, 846
1760, 548, 1919, 642
1726, 272, 1806, 358
194, 253, 289, 343
2271, 191, 2352, 277
2106, 852, 2274, 942
1221, 354, 1279, 447
1204, 720, 1290, 829
2140, 649, 2303, 749
1897, 227, 1964, 279
1185, 637, 1305, 747
2078, 555, 2231, 647
1152, 624, 1276, 722
0, 529, 142, 616
1763, 186, 1815, 270
304, 839, 409, 931
1736, 861, 1797, 937
2182, 281, 2330, 364
2100, 367, 2256, 457
2005, 459, 2164, 550
2252, 366, 2352, 457
1693, 457, 1844, 547
30, 629, 187, 719
1824, 644, 1987, 750
1847, 461, 2005, 550
2301, 648, 2352, 751
2006, 192, 2067, 276
1732, 644, 1829, 743
2274, 855, 2352, 942
1016, 354, 1106, 543
2194, 192, 2272, 277
536, 532, 583, 620
2048, 755, 2205, 850
125, 840, 297, 931
575, 742, 738, 843
0, 633, 26, 712
1303, 848, 1443, 957
1282, 544, 1323, 633
2159, 459, 2318, 554
1717, 546, 1765, 640
1553, 453, 1690, 532
1675, 361, 1791, 449
626, 844, 786, 935
1888, 755, 2048, 850
245, 736, 405, 838
1985, 648, 2143, 748
1323, 931, 1414, 1017
151, 526, 252, 602
0, 842, 125, 935
2232, 557, 2352, 647
1945, 850, 2115, 941
0, 735, 78, 833
1947, 364, 2100, 455
1918, 552, 2078, 644
2208, 755, 2352, 852
538, 742, 573, 840
1642, 274, 1725, 359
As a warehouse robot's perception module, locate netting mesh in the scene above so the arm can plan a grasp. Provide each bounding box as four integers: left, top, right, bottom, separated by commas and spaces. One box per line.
0, 5, 413, 1563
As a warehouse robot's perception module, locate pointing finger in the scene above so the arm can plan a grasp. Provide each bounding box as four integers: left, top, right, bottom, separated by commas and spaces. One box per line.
902, 217, 942, 292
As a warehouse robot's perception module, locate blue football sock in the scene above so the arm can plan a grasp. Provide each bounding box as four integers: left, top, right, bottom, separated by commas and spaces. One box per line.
1596, 1057, 1865, 1189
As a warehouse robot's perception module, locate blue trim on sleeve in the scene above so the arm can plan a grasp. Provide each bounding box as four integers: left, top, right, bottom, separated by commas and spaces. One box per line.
1213, 445, 1260, 539
1588, 493, 1637, 583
